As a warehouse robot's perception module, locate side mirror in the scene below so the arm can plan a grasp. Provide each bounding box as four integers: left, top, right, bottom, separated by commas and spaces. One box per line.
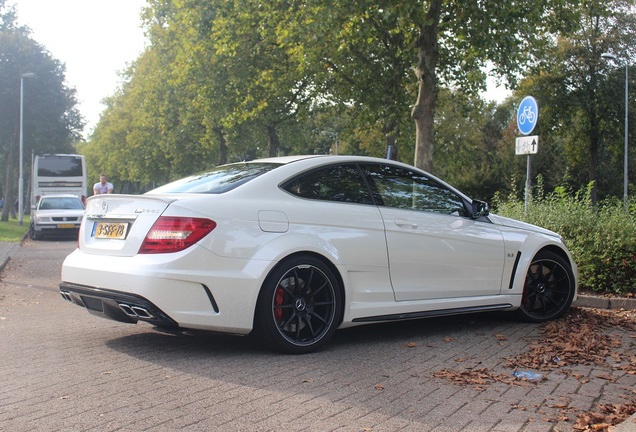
471, 200, 489, 219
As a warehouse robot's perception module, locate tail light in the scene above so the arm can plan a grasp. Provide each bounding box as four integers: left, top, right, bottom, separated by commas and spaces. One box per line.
139, 217, 216, 254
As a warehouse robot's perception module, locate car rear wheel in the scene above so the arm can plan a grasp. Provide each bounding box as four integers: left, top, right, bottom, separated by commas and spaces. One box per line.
515, 250, 575, 322
255, 255, 341, 354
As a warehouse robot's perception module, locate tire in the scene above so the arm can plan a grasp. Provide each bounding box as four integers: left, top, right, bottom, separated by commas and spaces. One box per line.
255, 255, 342, 354
29, 223, 39, 240
515, 250, 575, 322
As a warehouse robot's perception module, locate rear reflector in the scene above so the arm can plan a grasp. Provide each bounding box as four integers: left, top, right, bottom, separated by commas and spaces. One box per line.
138, 217, 216, 254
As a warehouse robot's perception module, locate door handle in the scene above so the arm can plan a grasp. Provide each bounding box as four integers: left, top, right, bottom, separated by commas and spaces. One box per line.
394, 219, 418, 229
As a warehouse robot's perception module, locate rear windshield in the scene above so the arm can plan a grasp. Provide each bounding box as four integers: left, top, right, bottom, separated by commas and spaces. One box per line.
146, 163, 282, 194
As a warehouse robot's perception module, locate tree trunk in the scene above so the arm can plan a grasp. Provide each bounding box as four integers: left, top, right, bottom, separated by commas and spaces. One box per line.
214, 127, 228, 165
267, 124, 280, 157
412, 0, 442, 173
1, 142, 16, 222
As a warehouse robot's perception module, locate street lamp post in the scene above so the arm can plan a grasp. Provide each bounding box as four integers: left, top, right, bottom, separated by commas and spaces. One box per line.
601, 53, 629, 209
19, 72, 35, 225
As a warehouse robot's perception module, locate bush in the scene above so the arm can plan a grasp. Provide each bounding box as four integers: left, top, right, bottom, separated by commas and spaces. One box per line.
493, 182, 636, 296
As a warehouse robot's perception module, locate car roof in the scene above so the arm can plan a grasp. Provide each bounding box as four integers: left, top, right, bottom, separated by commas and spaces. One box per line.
242, 154, 416, 168
40, 194, 82, 199
245, 155, 325, 164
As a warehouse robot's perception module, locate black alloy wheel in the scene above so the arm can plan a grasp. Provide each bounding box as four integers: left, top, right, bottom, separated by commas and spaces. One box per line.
515, 250, 575, 322
256, 255, 342, 354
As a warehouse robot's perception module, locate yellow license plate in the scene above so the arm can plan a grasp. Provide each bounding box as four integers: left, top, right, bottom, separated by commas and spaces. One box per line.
92, 222, 128, 239
58, 224, 76, 229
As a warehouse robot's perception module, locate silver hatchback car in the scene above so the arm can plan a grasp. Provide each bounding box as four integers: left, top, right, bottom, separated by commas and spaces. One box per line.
30, 194, 85, 240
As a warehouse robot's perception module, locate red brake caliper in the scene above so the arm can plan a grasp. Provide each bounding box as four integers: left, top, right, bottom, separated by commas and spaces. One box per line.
274, 286, 284, 320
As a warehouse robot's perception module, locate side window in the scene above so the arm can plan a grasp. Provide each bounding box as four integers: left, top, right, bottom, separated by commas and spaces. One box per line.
363, 164, 467, 216
282, 164, 374, 205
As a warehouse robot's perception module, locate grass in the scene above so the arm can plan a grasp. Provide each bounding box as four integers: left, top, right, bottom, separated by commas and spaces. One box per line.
0, 216, 30, 242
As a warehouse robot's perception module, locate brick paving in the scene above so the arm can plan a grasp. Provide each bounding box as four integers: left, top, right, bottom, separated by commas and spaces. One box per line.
0, 240, 634, 431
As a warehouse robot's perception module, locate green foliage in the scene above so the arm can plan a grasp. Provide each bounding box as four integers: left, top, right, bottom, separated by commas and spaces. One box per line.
26, 0, 634, 212
494, 181, 636, 296
0, 2, 84, 218
0, 217, 29, 242
512, 0, 636, 203
433, 90, 515, 201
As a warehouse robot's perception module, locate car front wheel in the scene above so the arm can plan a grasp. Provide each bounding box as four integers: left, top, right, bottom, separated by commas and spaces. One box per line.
515, 250, 575, 322
29, 223, 39, 240
255, 255, 342, 354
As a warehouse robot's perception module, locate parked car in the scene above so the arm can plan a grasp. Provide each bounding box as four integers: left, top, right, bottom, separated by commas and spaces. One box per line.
30, 194, 85, 240
60, 155, 577, 353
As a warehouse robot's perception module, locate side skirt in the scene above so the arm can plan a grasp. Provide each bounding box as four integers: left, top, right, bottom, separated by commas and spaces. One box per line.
351, 303, 513, 323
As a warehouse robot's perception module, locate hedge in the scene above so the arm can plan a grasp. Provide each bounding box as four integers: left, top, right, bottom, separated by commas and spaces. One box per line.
492, 181, 636, 296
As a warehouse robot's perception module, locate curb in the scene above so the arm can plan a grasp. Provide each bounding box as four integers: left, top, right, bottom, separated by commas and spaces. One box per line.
614, 413, 636, 432
0, 242, 20, 273
574, 294, 636, 310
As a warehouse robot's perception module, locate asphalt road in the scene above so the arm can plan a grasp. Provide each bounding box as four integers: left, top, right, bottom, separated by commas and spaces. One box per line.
1, 239, 634, 431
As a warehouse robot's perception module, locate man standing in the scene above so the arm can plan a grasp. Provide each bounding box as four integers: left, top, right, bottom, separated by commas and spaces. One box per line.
93, 173, 114, 195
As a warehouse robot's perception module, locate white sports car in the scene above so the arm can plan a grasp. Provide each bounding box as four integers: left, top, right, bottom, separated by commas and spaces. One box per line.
60, 155, 577, 353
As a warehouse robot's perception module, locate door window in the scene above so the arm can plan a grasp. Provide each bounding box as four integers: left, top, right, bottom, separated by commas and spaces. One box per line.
363, 164, 466, 216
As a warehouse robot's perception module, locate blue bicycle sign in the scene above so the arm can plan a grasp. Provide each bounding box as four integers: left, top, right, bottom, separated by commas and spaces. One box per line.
517, 96, 539, 135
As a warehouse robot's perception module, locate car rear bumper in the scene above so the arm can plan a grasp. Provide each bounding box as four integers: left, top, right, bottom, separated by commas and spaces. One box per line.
60, 246, 273, 334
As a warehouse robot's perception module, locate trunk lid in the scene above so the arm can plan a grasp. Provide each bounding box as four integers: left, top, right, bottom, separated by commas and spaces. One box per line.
80, 194, 175, 256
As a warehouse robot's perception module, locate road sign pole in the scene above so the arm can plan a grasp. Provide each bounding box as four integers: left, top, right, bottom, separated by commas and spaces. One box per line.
524, 155, 531, 214
516, 96, 539, 214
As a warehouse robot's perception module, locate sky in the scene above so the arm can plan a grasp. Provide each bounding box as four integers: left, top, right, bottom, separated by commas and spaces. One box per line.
11, 0, 148, 136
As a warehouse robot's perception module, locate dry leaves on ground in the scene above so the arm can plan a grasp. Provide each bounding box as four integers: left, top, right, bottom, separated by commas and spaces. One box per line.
432, 367, 533, 391
432, 307, 636, 430
506, 308, 635, 373
573, 402, 636, 431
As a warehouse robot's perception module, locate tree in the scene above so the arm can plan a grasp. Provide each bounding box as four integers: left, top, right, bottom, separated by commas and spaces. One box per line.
409, 1, 579, 172
0, 1, 83, 221
87, 0, 597, 197
264, 1, 579, 172
433, 89, 515, 201
515, 0, 636, 203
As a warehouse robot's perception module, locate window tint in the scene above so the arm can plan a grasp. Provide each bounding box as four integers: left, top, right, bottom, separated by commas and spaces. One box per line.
362, 164, 466, 216
283, 164, 374, 205
147, 163, 281, 194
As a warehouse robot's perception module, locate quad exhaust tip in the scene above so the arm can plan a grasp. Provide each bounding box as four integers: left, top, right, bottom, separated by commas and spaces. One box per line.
118, 303, 155, 320
60, 291, 72, 302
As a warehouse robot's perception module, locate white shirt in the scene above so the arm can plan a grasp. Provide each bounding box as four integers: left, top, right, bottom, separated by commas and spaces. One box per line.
93, 182, 113, 194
